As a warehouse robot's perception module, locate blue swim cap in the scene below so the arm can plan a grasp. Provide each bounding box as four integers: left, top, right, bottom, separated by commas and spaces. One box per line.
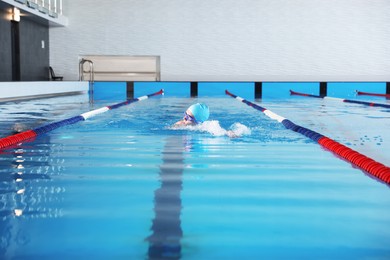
188, 103, 209, 123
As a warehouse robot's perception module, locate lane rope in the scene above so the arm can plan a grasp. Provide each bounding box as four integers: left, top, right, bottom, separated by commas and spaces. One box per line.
290, 90, 390, 109
356, 90, 390, 98
0, 89, 164, 150
225, 89, 390, 185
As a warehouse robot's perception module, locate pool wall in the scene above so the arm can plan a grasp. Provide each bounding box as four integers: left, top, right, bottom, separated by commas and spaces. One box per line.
0, 81, 89, 102
1, 81, 389, 103
93, 81, 390, 101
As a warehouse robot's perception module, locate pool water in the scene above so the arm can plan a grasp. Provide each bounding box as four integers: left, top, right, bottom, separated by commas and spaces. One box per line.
0, 94, 389, 259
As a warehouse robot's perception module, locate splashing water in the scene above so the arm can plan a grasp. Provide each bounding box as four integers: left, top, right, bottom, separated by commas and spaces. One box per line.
170, 120, 251, 137
229, 122, 252, 136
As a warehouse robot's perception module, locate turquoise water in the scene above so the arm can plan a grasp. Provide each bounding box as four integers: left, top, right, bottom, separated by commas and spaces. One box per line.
0, 93, 390, 259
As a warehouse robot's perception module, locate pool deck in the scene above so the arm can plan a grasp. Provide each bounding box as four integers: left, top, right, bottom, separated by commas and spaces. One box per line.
0, 81, 89, 102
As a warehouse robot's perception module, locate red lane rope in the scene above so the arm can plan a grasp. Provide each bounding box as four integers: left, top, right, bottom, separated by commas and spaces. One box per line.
227, 90, 390, 185
356, 90, 390, 98
0, 130, 37, 149
0, 89, 164, 150
318, 137, 390, 183
289, 90, 322, 98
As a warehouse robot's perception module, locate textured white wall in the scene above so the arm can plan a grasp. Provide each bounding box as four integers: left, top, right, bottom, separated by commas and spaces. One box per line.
50, 0, 390, 81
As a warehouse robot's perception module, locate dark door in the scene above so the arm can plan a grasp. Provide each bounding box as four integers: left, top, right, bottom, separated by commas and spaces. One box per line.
11, 20, 20, 81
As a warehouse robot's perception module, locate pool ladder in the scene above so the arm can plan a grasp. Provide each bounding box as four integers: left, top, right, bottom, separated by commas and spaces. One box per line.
79, 59, 94, 83
79, 59, 95, 101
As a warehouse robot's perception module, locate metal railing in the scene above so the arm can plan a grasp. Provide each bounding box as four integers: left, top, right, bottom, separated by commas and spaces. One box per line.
78, 55, 160, 82
18, 0, 63, 17
79, 59, 94, 83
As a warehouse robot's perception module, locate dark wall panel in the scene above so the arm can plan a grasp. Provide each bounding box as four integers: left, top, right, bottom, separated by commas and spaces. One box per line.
19, 19, 49, 81
0, 8, 12, 81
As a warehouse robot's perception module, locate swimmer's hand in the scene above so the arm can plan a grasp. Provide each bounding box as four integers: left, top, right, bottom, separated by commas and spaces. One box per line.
173, 120, 196, 127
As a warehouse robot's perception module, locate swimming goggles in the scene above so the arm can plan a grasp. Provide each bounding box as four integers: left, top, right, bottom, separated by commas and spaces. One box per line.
183, 112, 197, 123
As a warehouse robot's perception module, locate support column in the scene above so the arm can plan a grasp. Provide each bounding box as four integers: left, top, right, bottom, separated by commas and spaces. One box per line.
320, 82, 327, 97
190, 82, 198, 97
127, 81, 134, 99
255, 82, 262, 99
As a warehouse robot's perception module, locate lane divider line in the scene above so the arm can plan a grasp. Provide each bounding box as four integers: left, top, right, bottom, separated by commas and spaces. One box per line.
356, 90, 390, 98
0, 89, 164, 150
225, 89, 390, 185
290, 90, 390, 109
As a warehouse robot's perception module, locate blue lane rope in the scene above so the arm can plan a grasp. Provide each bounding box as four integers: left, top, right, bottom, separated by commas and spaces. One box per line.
290, 90, 390, 109
0, 89, 164, 150
356, 90, 390, 98
225, 89, 390, 185
33, 116, 85, 135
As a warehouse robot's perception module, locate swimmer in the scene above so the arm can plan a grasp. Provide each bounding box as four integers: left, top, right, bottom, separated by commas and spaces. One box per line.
174, 103, 239, 138
174, 103, 210, 126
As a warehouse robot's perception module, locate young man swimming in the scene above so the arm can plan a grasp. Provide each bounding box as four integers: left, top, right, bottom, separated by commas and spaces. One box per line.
174, 103, 210, 126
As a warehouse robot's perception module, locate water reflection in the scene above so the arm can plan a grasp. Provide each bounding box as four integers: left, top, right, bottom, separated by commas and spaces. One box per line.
147, 135, 185, 259
0, 135, 65, 258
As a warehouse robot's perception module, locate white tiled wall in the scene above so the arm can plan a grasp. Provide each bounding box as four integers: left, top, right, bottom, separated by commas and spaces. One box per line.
50, 0, 390, 81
